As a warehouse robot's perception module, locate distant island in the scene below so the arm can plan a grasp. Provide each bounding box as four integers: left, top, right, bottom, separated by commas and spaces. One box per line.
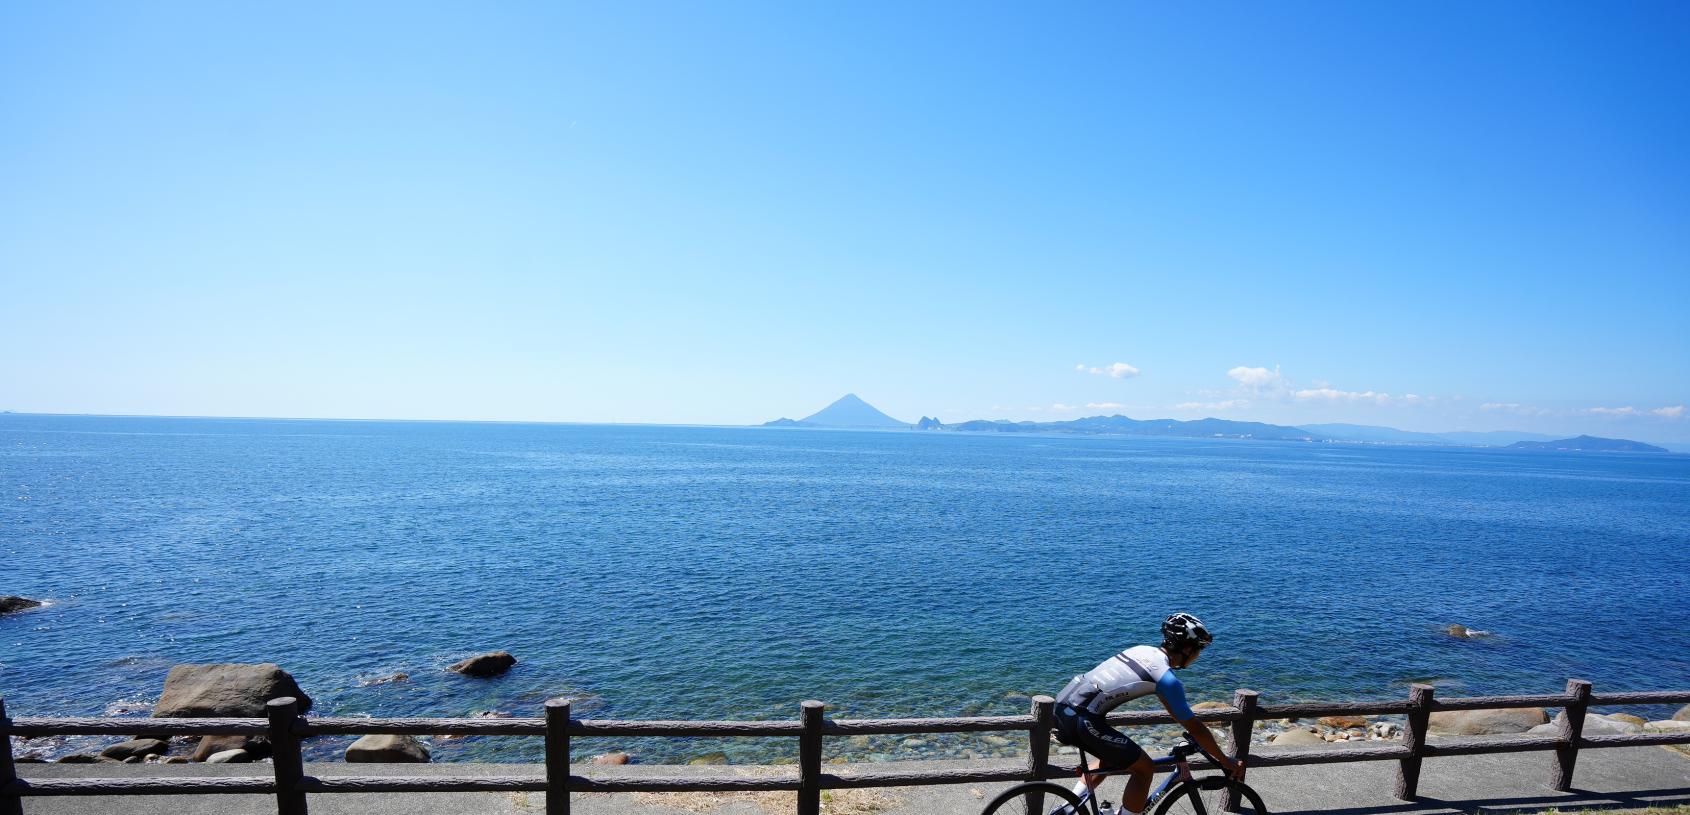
1506, 435, 1668, 453
761, 395, 1671, 452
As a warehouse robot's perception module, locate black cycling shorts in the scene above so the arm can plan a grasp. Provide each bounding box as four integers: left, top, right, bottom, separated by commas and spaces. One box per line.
1055, 703, 1147, 769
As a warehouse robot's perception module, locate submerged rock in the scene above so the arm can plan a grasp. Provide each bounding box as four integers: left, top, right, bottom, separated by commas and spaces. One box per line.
448, 651, 517, 678
153, 663, 312, 718
688, 752, 729, 765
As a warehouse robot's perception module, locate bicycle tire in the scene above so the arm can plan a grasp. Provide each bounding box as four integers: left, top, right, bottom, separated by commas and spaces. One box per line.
1152, 778, 1268, 815
981, 781, 1087, 815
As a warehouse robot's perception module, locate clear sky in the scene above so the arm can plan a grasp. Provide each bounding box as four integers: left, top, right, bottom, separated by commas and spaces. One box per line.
3, 2, 1688, 440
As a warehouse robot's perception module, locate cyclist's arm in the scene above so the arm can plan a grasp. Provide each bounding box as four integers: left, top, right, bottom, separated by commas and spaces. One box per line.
1155, 673, 1243, 779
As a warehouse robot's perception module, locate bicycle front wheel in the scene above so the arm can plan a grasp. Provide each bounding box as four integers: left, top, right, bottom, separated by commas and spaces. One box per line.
981, 781, 1086, 815
1152, 778, 1268, 815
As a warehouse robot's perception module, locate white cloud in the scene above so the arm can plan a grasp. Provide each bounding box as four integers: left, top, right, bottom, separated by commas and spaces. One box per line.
1653, 405, 1686, 419
1296, 387, 1382, 403
1086, 402, 1129, 410
1227, 366, 1284, 390
1480, 402, 1551, 416
1051, 403, 1078, 412
1173, 399, 1249, 411
1079, 362, 1141, 379
1584, 406, 1640, 417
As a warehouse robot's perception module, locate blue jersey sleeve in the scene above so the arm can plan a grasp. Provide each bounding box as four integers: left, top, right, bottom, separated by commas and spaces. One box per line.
1156, 671, 1196, 721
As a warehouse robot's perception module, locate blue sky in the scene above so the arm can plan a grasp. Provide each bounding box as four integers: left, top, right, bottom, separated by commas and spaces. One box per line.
3, 2, 1687, 440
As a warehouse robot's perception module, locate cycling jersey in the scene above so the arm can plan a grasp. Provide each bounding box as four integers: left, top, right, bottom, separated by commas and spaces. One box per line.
1054, 644, 1196, 721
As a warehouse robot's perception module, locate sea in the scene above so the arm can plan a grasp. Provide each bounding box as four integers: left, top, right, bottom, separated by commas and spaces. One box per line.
2, 413, 1688, 763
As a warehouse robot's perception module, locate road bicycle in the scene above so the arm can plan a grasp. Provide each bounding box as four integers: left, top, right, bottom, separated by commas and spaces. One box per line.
980, 738, 1268, 815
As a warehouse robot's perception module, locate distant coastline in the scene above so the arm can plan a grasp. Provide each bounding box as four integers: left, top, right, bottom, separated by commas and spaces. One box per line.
759, 394, 1676, 453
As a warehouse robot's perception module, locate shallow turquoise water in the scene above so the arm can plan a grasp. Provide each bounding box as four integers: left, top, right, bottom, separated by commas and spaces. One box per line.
2, 414, 1687, 762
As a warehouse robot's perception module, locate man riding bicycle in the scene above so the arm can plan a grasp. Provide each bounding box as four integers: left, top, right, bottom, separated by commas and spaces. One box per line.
1053, 613, 1243, 815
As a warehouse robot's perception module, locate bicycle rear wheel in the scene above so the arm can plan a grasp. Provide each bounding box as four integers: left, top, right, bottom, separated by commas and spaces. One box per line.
980, 781, 1086, 815
1152, 778, 1267, 815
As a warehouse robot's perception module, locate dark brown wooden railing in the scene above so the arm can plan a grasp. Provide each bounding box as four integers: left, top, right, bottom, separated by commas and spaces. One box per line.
3, 680, 1688, 815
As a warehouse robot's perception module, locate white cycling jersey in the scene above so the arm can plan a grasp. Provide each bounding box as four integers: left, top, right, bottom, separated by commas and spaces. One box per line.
1055, 644, 1195, 720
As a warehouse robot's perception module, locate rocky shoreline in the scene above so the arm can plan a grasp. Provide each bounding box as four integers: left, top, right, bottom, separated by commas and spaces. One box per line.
11, 658, 1689, 767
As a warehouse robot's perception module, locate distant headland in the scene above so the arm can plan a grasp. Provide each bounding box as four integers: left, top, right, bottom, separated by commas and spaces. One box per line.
762, 395, 1671, 452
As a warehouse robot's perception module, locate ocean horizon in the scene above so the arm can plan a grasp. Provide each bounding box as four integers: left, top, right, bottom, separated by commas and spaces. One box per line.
3, 412, 1688, 763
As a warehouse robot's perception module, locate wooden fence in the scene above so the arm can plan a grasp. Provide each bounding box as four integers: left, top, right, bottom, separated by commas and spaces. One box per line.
3, 681, 1688, 815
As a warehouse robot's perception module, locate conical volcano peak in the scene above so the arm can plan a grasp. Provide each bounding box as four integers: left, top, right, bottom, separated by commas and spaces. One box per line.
764, 394, 910, 428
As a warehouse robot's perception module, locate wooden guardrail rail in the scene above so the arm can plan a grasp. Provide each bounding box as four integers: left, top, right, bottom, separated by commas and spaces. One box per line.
3, 681, 1688, 815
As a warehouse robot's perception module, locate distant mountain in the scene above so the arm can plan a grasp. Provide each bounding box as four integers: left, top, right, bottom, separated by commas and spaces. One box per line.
923, 414, 1317, 441
1436, 430, 1557, 446
1301, 424, 1565, 447
1507, 435, 1667, 453
1299, 423, 1454, 444
762, 394, 910, 428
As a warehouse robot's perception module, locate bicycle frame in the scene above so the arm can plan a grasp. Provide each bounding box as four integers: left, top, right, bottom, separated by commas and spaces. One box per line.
1070, 742, 1212, 815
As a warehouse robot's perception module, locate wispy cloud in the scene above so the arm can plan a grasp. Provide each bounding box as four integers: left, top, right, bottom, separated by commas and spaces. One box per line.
1584, 406, 1640, 417
1481, 402, 1552, 416
1078, 362, 1141, 379
1173, 399, 1250, 411
1653, 405, 1686, 419
1086, 402, 1129, 411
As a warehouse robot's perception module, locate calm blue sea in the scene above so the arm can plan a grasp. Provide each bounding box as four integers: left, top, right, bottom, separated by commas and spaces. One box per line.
3, 414, 1688, 763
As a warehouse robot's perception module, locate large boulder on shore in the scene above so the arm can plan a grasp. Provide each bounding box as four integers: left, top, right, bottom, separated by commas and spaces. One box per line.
1675, 704, 1690, 722
153, 663, 312, 718
1269, 728, 1326, 746
346, 734, 430, 763
1429, 707, 1547, 735
448, 651, 516, 677
0, 596, 43, 615
192, 734, 270, 762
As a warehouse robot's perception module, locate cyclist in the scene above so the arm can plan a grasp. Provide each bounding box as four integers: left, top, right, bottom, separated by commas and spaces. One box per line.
1053, 613, 1242, 815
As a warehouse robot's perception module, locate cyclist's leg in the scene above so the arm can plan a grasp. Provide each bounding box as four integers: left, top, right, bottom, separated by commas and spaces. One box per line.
1074, 711, 1149, 804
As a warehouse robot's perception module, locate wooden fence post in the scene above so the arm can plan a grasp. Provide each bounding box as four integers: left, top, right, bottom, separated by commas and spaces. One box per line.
1550, 679, 1592, 791
1024, 695, 1056, 815
0, 697, 22, 815
266, 697, 308, 815
799, 701, 825, 815
1394, 683, 1434, 800
1221, 690, 1258, 813
546, 699, 572, 815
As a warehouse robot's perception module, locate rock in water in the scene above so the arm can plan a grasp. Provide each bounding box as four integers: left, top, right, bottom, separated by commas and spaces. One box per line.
205, 749, 251, 764
0, 596, 44, 615
688, 752, 729, 765
153, 663, 312, 718
1443, 624, 1469, 638
346, 734, 431, 763
593, 752, 632, 765
1675, 704, 1690, 722
448, 651, 517, 677
1428, 708, 1547, 735
100, 739, 169, 760
1606, 713, 1648, 728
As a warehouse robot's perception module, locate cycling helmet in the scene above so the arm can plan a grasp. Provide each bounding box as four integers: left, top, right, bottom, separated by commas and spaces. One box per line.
1162, 612, 1213, 649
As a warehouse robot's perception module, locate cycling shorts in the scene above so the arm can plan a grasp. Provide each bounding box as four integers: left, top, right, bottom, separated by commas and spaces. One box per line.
1054, 702, 1147, 769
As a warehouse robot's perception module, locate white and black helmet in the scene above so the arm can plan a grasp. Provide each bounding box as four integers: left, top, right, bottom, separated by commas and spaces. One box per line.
1162, 612, 1213, 649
